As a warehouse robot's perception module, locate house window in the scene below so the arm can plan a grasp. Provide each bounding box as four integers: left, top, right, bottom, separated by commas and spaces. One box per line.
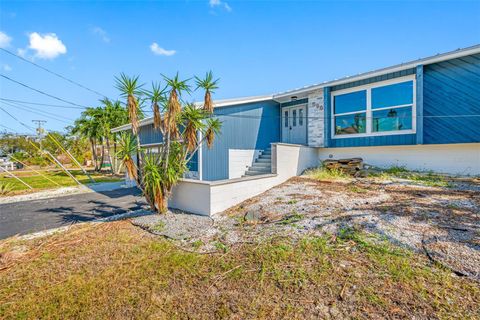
299, 109, 304, 126
284, 111, 288, 127
371, 81, 413, 132
332, 77, 415, 138
292, 110, 297, 126
333, 90, 367, 135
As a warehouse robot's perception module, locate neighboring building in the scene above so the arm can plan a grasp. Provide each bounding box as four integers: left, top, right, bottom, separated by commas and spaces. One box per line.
113, 45, 480, 179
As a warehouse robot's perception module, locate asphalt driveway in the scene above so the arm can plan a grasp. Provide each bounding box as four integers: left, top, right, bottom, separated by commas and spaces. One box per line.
0, 188, 147, 240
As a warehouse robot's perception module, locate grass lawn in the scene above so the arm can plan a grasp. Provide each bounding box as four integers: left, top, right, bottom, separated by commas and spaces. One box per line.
0, 221, 478, 319
0, 170, 123, 193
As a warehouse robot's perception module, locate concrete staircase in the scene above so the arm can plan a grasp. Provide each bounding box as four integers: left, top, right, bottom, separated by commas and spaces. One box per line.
243, 147, 272, 177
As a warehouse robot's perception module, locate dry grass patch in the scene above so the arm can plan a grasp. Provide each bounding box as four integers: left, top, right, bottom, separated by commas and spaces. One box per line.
1, 221, 479, 319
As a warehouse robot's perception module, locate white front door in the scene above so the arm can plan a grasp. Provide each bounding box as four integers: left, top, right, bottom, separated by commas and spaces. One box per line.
281, 105, 307, 144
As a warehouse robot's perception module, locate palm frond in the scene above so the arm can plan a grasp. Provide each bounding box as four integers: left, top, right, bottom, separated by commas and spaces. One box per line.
194, 71, 219, 113
204, 118, 222, 148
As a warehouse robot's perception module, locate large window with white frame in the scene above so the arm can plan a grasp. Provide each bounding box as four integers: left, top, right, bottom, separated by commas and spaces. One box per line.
332, 76, 416, 138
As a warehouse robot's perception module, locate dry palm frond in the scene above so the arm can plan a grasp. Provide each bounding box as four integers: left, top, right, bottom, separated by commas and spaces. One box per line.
153, 101, 162, 130
204, 118, 222, 149
204, 90, 213, 113
195, 71, 218, 114
128, 94, 139, 134
205, 127, 214, 148
184, 122, 197, 152
125, 158, 138, 180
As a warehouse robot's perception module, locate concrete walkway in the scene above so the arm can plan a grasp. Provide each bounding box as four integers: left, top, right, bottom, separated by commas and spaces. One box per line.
0, 187, 147, 240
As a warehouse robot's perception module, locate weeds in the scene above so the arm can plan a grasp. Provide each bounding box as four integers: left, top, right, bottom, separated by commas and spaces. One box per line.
0, 182, 14, 195
151, 221, 166, 232
306, 167, 349, 181
279, 211, 304, 225
0, 222, 478, 318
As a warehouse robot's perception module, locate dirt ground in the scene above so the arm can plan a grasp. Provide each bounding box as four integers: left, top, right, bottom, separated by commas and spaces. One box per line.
1, 174, 480, 319
134, 174, 480, 281
222, 176, 480, 279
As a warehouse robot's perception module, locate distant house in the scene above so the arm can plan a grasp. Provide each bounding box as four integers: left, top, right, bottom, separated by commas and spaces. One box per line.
112, 45, 480, 215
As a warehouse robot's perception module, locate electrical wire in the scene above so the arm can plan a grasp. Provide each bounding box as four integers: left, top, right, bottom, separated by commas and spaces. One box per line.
0, 98, 86, 110
0, 47, 108, 98
0, 74, 89, 108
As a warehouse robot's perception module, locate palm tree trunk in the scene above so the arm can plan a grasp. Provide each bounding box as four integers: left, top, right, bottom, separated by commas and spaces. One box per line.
99, 144, 105, 172
105, 137, 114, 175
90, 138, 97, 170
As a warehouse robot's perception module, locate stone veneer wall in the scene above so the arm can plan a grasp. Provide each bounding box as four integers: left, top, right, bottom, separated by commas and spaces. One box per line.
307, 90, 324, 147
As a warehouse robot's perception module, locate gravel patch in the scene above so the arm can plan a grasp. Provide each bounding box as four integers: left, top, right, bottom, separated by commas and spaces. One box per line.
127, 175, 480, 280
132, 210, 214, 240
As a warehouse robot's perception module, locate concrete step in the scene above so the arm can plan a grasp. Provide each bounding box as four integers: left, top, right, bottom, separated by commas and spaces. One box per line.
246, 167, 271, 174
256, 158, 271, 163
251, 162, 271, 168
244, 170, 270, 176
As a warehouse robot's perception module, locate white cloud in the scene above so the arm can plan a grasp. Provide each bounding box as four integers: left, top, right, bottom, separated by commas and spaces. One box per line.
91, 26, 110, 43
2, 64, 12, 71
150, 42, 176, 56
209, 0, 232, 12
27, 32, 67, 60
0, 31, 12, 48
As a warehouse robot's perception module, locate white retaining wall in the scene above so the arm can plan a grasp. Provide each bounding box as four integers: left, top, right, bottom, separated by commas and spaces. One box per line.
228, 149, 261, 179
319, 143, 480, 176
169, 143, 319, 216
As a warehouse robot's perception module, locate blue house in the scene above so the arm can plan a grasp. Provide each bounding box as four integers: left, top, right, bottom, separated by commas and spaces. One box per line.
113, 45, 480, 181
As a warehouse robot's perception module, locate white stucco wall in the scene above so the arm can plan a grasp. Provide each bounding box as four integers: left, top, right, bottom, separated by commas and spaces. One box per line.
169, 143, 319, 216
228, 149, 261, 179
319, 143, 480, 176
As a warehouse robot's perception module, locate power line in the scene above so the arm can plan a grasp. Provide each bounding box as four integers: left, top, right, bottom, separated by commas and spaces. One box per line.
0, 106, 36, 132
0, 98, 86, 110
2, 100, 76, 122
0, 47, 108, 98
0, 74, 89, 108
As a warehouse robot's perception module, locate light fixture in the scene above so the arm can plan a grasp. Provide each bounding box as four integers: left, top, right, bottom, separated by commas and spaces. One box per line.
291, 96, 298, 101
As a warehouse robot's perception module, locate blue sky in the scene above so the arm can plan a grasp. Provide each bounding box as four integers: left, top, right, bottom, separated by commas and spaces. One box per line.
1, 0, 479, 133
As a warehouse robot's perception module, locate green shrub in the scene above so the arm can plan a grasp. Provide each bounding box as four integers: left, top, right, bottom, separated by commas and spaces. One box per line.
0, 182, 14, 195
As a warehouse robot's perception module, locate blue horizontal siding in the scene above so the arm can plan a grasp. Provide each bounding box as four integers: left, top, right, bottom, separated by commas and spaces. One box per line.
138, 124, 163, 145
202, 100, 280, 181
423, 53, 480, 144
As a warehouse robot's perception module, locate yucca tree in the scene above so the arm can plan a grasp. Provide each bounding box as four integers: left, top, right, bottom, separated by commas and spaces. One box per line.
195, 71, 219, 113
116, 133, 138, 182
114, 74, 144, 136
116, 72, 221, 214
144, 82, 167, 132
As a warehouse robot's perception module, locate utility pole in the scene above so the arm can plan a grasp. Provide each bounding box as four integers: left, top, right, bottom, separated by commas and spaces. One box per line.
32, 120, 46, 148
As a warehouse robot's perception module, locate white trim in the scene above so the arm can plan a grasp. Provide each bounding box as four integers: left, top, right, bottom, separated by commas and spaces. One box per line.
139, 142, 163, 147
331, 75, 416, 139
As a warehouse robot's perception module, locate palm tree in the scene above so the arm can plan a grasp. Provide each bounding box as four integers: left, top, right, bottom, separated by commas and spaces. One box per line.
195, 71, 219, 113
72, 107, 103, 170
116, 132, 138, 182
115, 73, 222, 214
145, 82, 167, 132
114, 74, 144, 135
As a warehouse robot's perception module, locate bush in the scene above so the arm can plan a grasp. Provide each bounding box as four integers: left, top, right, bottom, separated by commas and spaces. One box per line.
0, 182, 14, 195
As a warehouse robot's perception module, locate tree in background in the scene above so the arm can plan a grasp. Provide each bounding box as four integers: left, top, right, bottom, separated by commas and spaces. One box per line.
71, 101, 131, 172
115, 72, 221, 213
